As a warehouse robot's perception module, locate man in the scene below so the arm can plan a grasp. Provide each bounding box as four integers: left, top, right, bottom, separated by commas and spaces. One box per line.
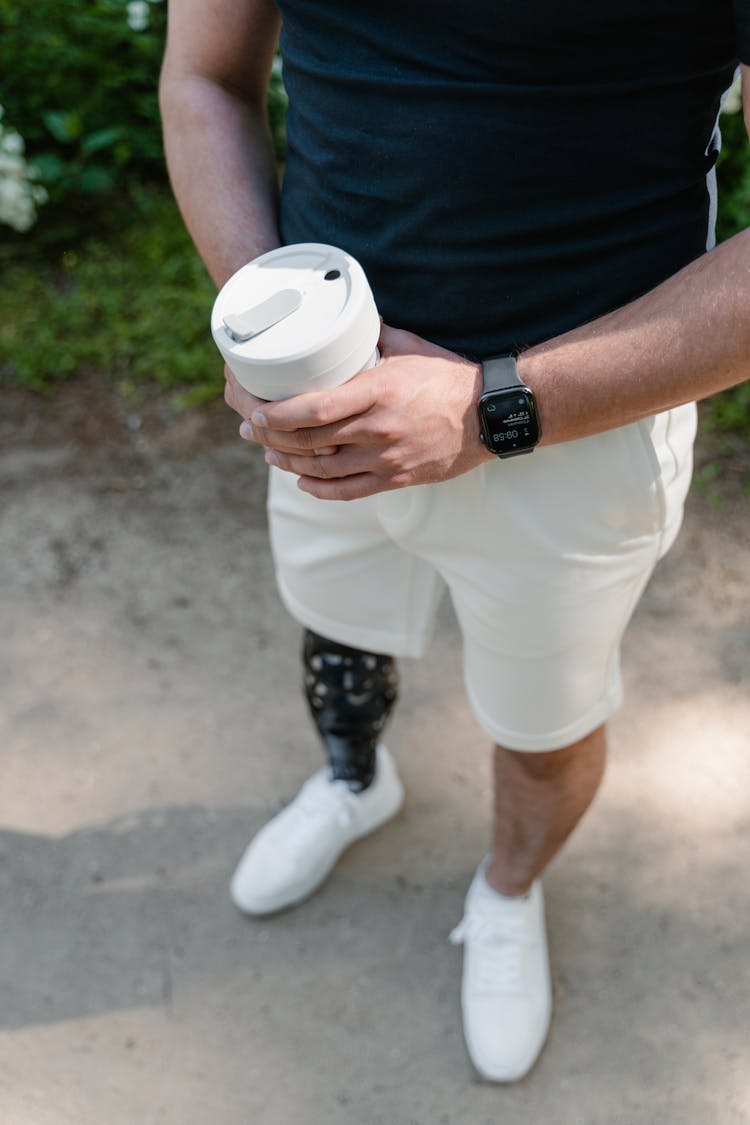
160, 0, 750, 1082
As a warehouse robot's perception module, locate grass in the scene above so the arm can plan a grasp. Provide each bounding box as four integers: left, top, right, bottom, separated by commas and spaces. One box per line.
0, 188, 220, 407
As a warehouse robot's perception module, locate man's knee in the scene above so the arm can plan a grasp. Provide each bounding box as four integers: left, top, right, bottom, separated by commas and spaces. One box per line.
496, 726, 607, 782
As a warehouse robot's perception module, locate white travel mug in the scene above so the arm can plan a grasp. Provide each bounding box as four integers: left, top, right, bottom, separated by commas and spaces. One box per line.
211, 243, 381, 400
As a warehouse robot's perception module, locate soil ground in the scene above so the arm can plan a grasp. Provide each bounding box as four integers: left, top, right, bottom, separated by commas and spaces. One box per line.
1, 383, 749, 1124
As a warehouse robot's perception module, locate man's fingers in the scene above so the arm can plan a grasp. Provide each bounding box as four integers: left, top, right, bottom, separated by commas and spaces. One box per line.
377, 321, 425, 358
377, 322, 408, 357
239, 417, 338, 457
241, 413, 375, 452
265, 446, 372, 479
296, 472, 389, 502
249, 371, 379, 432
224, 365, 267, 418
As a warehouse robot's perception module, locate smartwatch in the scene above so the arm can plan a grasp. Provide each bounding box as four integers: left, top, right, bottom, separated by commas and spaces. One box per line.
478, 355, 541, 458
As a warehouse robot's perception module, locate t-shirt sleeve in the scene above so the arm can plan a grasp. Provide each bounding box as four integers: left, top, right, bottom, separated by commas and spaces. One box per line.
733, 0, 750, 62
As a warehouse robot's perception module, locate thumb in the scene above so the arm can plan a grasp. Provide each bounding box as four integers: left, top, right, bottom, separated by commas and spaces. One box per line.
378, 320, 423, 358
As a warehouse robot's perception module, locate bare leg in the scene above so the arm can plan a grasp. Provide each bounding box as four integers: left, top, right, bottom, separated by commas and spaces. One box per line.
486, 724, 607, 897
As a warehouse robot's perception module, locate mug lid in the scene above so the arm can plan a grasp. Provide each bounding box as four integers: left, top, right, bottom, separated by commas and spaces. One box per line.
211, 243, 379, 378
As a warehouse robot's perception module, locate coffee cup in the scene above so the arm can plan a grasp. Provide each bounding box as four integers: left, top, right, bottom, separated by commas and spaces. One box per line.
211, 243, 381, 400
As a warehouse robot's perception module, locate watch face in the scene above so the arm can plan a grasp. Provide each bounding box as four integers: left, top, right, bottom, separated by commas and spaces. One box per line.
480, 387, 540, 456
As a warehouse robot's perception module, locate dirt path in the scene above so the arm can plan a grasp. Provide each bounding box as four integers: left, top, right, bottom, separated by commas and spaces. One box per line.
1, 383, 749, 1124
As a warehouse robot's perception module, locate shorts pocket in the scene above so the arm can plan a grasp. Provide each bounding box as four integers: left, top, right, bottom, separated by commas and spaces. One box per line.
479, 419, 666, 562
627, 416, 667, 536
376, 483, 434, 545
575, 419, 665, 544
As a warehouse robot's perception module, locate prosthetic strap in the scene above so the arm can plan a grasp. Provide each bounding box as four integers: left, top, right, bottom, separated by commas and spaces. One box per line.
302, 630, 399, 792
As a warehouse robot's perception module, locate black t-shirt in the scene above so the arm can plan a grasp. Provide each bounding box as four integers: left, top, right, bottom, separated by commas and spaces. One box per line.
276, 0, 748, 358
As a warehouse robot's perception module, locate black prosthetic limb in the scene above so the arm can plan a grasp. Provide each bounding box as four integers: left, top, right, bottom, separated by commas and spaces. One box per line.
302, 629, 399, 792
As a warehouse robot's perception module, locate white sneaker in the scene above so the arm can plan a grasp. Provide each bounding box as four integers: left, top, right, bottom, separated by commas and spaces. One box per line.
450, 857, 552, 1082
230, 745, 404, 915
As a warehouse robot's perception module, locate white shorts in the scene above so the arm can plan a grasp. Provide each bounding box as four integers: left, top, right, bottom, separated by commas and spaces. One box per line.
267, 403, 697, 752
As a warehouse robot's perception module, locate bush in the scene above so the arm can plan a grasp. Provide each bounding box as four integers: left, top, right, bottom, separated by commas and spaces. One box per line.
0, 0, 287, 242
716, 102, 750, 243
0, 0, 167, 233
707, 105, 750, 443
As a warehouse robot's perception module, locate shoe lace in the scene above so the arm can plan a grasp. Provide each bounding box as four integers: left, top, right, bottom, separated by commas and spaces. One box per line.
285, 775, 358, 844
449, 911, 529, 996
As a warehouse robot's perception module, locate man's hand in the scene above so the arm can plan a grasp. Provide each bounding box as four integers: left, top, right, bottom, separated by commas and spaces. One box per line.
224, 323, 493, 500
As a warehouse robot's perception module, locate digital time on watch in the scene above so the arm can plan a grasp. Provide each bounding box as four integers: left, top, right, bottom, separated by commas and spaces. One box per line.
478, 355, 541, 458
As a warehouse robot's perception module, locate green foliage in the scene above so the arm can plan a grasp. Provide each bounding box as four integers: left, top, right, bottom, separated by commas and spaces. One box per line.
0, 0, 167, 214
0, 0, 287, 240
267, 56, 289, 162
0, 190, 219, 396
706, 379, 750, 430
708, 111, 750, 443
716, 108, 750, 243
0, 0, 287, 398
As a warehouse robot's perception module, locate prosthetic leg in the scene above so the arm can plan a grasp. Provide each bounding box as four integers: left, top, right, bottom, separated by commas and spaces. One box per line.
302, 629, 399, 791
229, 629, 403, 914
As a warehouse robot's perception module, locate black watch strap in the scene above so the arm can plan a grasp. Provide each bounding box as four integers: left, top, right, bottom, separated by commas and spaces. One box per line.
478, 355, 541, 458
481, 355, 523, 393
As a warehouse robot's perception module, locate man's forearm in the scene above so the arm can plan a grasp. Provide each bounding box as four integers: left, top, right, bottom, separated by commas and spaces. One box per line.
519, 227, 750, 445
160, 75, 280, 288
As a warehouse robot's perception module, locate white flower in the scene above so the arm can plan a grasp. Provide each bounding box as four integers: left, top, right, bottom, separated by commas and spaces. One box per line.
0, 176, 36, 232
1, 130, 25, 156
32, 182, 49, 205
0, 152, 26, 176
127, 0, 150, 31
0, 114, 47, 232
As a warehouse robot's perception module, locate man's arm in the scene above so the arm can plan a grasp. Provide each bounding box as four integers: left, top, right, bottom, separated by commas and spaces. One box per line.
223, 66, 750, 501
519, 223, 750, 446
159, 0, 281, 287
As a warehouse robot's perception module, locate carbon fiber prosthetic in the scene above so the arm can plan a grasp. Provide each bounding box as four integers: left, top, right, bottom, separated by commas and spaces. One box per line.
302, 630, 399, 791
